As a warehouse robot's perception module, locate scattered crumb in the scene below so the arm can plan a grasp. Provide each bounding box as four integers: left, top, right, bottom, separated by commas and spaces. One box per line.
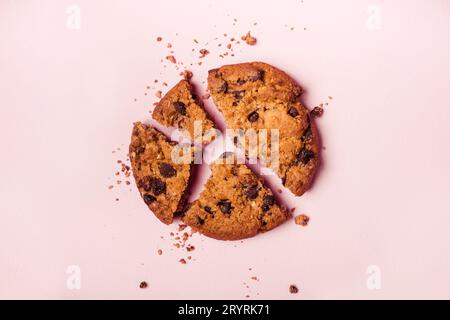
166, 55, 177, 64
157, 249, 163, 255
199, 49, 209, 58
241, 31, 257, 45
167, 43, 172, 48
311, 106, 324, 117
181, 70, 193, 80
295, 214, 309, 226
139, 281, 148, 289
250, 276, 258, 281
155, 90, 162, 98
179, 258, 187, 264
108, 185, 114, 190
186, 245, 195, 252
328, 96, 333, 100
156, 37, 162, 42
289, 285, 299, 294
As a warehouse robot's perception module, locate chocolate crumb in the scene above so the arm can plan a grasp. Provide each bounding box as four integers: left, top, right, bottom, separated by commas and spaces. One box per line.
311, 106, 324, 117
166, 55, 177, 64
139, 281, 148, 289
157, 249, 163, 255
156, 37, 162, 42
179, 258, 187, 264
199, 49, 209, 58
155, 90, 162, 98
289, 285, 298, 294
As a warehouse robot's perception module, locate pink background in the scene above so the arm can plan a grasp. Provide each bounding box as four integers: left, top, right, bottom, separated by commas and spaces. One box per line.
1, 0, 449, 299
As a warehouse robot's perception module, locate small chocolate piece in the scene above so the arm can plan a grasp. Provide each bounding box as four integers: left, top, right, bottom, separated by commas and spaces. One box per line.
159, 163, 176, 177
204, 206, 213, 214
219, 81, 228, 93
233, 90, 245, 101
143, 194, 156, 205
249, 70, 264, 81
247, 111, 259, 122
237, 78, 246, 85
289, 285, 299, 294
311, 106, 324, 117
217, 199, 233, 214
173, 101, 187, 115
139, 281, 148, 289
244, 185, 259, 199
261, 195, 275, 212
288, 106, 299, 117
135, 146, 145, 154
296, 148, 315, 165
150, 177, 166, 195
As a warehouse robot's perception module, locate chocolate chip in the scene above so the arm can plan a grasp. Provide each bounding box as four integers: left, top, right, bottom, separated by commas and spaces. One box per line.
197, 216, 205, 225
296, 148, 315, 164
150, 177, 166, 195
159, 163, 176, 177
247, 111, 259, 122
204, 206, 213, 214
263, 195, 275, 206
301, 118, 312, 142
217, 199, 232, 214
173, 101, 186, 115
237, 78, 246, 85
249, 70, 264, 81
288, 107, 299, 117
261, 195, 274, 212
143, 194, 156, 205
245, 184, 259, 199
219, 82, 228, 93
233, 90, 245, 101
135, 146, 145, 154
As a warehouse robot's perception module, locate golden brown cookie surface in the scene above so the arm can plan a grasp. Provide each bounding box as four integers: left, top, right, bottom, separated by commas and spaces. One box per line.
152, 80, 216, 143
129, 122, 192, 224
182, 153, 290, 240
207, 62, 319, 196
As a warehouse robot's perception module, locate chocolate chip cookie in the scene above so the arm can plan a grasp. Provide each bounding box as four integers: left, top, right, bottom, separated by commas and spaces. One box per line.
152, 79, 216, 143
129, 122, 192, 224
182, 153, 290, 240
207, 62, 319, 196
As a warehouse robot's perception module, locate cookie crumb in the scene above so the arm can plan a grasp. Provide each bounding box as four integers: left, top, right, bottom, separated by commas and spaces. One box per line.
157, 249, 163, 255
156, 37, 162, 42
166, 55, 177, 64
289, 284, 299, 294
241, 31, 257, 45
179, 258, 187, 264
155, 90, 162, 98
186, 245, 195, 252
295, 214, 309, 226
181, 70, 193, 80
139, 281, 148, 289
311, 106, 324, 117
199, 49, 209, 58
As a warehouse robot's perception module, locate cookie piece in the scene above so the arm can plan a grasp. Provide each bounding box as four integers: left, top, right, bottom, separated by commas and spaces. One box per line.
207, 62, 319, 196
152, 79, 216, 143
182, 153, 290, 240
129, 122, 192, 224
